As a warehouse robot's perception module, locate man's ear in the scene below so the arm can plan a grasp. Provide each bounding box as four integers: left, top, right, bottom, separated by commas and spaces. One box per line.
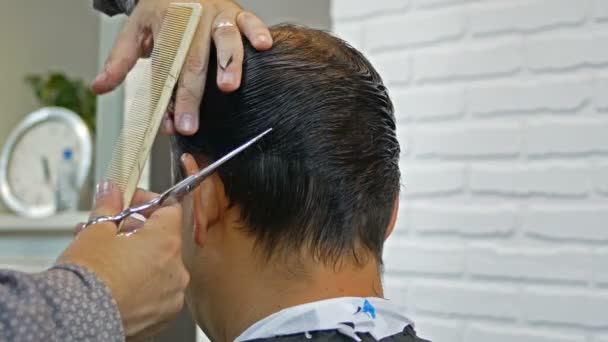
180, 153, 224, 247
385, 196, 399, 240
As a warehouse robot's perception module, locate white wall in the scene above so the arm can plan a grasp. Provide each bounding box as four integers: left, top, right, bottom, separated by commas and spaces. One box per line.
332, 1, 608, 341
0, 1, 100, 212
238, 0, 330, 29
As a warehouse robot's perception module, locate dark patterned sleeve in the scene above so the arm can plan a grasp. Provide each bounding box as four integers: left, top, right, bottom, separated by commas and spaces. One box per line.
93, 0, 137, 16
0, 264, 124, 342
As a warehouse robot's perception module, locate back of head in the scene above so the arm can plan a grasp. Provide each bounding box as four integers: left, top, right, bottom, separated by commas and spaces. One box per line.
173, 24, 400, 265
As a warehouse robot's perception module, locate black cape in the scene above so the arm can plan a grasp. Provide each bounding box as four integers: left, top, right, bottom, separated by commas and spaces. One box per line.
245, 325, 431, 341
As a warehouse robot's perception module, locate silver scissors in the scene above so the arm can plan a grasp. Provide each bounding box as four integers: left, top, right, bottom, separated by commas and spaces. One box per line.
82, 128, 272, 231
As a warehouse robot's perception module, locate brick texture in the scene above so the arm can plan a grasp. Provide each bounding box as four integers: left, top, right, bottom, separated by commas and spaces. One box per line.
413, 124, 521, 158
468, 245, 592, 282
408, 281, 520, 319
593, 163, 608, 194
416, 317, 463, 342
464, 324, 581, 342
523, 288, 608, 327
594, 78, 608, 111
525, 34, 608, 72
415, 41, 522, 82
596, 0, 608, 21
395, 86, 465, 121
331, 0, 608, 341
524, 206, 608, 241
468, 78, 590, 115
384, 241, 465, 276
470, 0, 587, 36
401, 163, 465, 197
408, 204, 517, 236
365, 9, 465, 50
470, 163, 590, 197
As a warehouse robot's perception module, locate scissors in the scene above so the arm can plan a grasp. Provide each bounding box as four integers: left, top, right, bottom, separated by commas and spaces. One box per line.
82, 128, 272, 231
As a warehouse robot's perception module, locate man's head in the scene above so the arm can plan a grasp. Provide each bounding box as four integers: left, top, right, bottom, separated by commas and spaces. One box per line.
172, 24, 400, 336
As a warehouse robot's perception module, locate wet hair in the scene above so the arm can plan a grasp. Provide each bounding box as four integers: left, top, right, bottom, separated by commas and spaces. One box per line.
173, 24, 400, 265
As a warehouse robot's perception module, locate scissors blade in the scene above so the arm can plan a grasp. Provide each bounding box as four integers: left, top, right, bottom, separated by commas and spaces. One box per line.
83, 128, 272, 231
168, 127, 273, 201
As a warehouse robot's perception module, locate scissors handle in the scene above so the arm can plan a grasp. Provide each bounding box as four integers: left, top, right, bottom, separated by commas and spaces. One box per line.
81, 195, 167, 231
84, 213, 125, 228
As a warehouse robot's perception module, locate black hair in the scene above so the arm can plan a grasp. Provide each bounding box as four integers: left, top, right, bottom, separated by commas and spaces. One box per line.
173, 24, 400, 265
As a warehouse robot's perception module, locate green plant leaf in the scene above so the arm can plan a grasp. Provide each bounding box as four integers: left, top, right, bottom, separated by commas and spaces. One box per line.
25, 72, 96, 134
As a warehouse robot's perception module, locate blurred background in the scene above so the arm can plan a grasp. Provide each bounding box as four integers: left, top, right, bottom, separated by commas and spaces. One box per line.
1, 1, 606, 342
0, 1, 99, 272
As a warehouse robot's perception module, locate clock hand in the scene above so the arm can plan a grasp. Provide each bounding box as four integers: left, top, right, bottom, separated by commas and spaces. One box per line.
41, 156, 51, 186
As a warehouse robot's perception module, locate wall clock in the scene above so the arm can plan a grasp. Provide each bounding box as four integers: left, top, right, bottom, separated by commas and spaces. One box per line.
0, 107, 92, 217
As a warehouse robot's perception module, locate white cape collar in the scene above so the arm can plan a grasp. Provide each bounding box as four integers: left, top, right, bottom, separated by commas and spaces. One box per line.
235, 297, 412, 341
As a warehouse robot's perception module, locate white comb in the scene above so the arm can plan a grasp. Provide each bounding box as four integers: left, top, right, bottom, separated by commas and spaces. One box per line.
105, 3, 202, 208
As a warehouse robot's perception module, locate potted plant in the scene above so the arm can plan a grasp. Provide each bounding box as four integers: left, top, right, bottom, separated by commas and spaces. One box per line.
25, 72, 96, 133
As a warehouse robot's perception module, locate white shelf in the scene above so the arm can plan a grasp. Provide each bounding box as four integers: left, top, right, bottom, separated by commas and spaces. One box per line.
0, 211, 89, 233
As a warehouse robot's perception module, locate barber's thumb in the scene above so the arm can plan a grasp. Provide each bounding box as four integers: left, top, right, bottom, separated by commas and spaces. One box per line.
91, 181, 123, 219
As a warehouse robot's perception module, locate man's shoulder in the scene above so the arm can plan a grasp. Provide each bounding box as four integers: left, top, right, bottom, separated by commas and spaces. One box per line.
248, 326, 432, 342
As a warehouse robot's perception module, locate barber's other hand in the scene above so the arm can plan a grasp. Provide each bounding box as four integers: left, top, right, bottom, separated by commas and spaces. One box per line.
91, 0, 272, 136
57, 182, 189, 340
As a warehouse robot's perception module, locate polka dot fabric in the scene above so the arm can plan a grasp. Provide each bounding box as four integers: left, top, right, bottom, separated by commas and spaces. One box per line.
0, 264, 124, 341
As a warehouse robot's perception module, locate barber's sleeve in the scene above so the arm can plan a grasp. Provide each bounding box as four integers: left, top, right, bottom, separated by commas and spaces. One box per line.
93, 0, 137, 16
0, 264, 124, 342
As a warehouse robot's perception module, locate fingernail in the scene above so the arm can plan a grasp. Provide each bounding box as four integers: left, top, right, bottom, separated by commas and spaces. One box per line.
178, 113, 195, 133
95, 181, 113, 199
93, 71, 107, 84
257, 34, 270, 45
219, 71, 235, 86
163, 116, 174, 133
74, 222, 85, 236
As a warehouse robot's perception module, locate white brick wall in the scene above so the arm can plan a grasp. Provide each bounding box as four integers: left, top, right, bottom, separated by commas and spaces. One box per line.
332, 0, 608, 341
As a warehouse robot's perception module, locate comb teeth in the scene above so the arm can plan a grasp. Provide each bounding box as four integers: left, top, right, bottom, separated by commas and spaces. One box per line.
105, 3, 202, 208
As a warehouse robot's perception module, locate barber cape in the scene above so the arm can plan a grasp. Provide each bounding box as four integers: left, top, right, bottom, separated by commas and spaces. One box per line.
235, 297, 430, 341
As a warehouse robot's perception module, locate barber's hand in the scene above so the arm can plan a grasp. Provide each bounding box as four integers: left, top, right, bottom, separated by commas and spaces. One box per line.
91, 0, 272, 136
57, 182, 189, 340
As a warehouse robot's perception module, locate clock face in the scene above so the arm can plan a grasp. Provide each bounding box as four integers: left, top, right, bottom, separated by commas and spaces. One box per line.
7, 119, 82, 208
0, 107, 92, 217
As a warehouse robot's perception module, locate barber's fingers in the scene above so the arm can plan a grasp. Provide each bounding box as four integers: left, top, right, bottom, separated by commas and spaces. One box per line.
132, 188, 159, 203
141, 32, 154, 58
84, 181, 124, 236
91, 17, 145, 95
134, 202, 186, 262
117, 189, 163, 228
139, 201, 183, 236
172, 42, 208, 135
119, 216, 146, 235
213, 10, 244, 92
73, 222, 85, 236
162, 112, 176, 135
213, 9, 272, 93
236, 11, 273, 51
134, 203, 187, 280
161, 100, 177, 135
172, 2, 272, 135
172, 5, 215, 136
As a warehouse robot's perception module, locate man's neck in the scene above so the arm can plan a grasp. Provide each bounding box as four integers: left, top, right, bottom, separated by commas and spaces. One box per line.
192, 245, 383, 342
